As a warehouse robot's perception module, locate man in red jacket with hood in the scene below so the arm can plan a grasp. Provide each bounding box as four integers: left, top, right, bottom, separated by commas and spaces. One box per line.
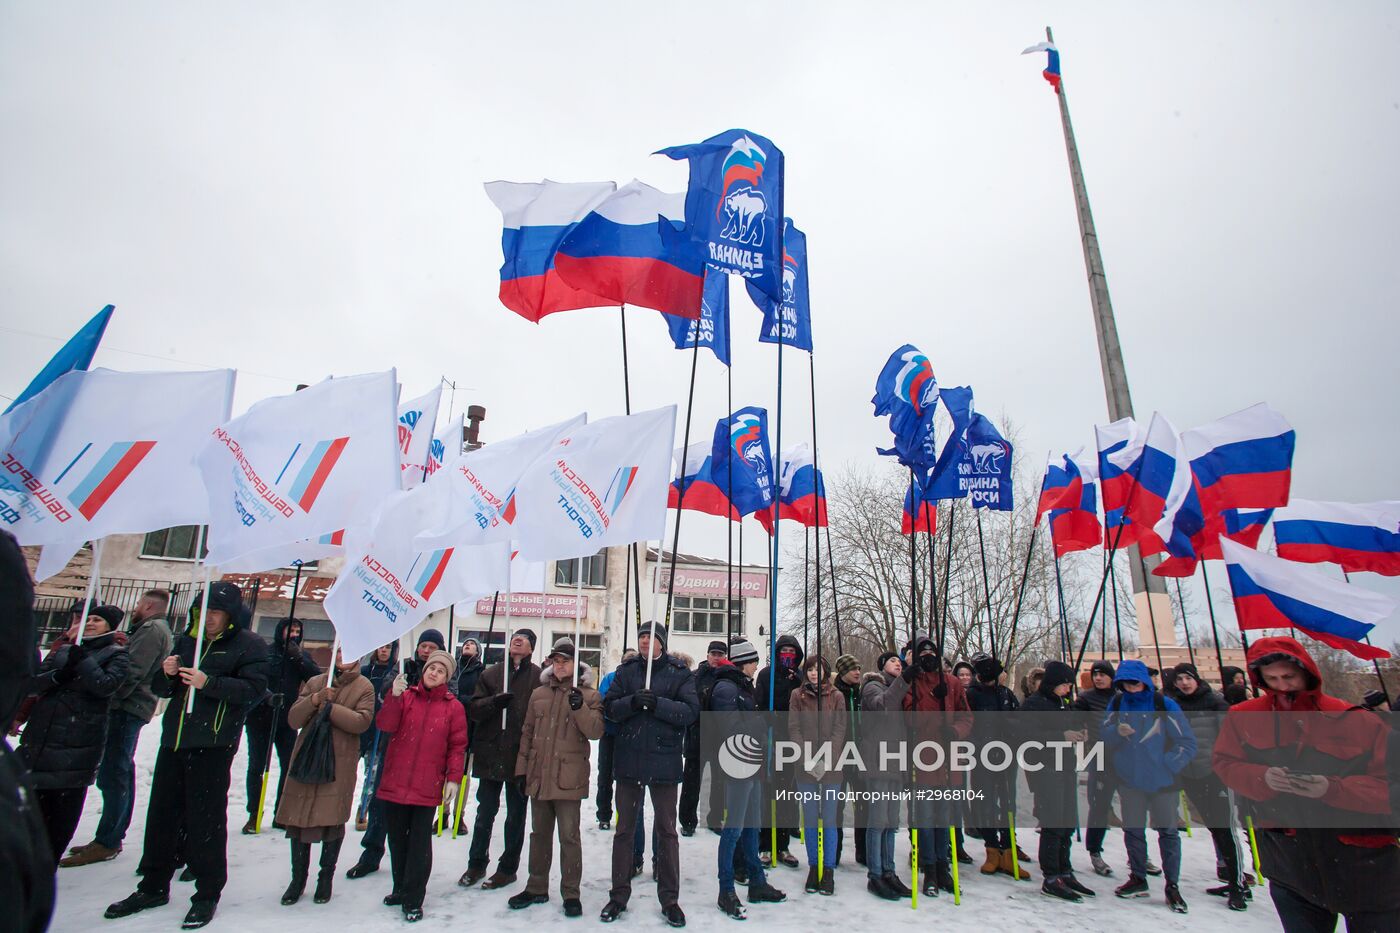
1213, 636, 1399, 931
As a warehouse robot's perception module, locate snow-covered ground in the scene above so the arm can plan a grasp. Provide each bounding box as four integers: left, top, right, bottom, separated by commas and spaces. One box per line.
51, 736, 1284, 931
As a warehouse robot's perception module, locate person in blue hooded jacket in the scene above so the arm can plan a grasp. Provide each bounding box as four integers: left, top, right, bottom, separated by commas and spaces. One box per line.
1103, 659, 1196, 914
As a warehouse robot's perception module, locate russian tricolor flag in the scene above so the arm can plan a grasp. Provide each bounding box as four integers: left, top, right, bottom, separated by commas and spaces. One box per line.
757, 444, 828, 534
484, 180, 618, 322
1035, 453, 1087, 524
1049, 480, 1101, 557
1221, 538, 1394, 661
1096, 418, 1150, 547
1021, 41, 1061, 93
1148, 508, 1275, 578
1182, 403, 1295, 514
668, 441, 738, 520
555, 180, 704, 319
902, 478, 937, 537
1273, 499, 1400, 576
1114, 413, 1204, 559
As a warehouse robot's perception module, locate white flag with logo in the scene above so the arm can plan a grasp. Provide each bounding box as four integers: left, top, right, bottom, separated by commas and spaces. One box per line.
326, 480, 510, 659
397, 386, 442, 489
512, 406, 676, 562
196, 371, 399, 566
413, 414, 587, 551
216, 528, 346, 574
0, 368, 235, 581
422, 414, 464, 485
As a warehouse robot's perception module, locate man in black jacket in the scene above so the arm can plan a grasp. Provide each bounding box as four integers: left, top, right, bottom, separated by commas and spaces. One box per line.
1021, 660, 1095, 904
105, 581, 269, 930
460, 628, 540, 890
1171, 663, 1248, 909
755, 633, 803, 867
1072, 659, 1119, 876
241, 617, 319, 834
600, 622, 699, 928
965, 654, 1028, 880
681, 640, 727, 836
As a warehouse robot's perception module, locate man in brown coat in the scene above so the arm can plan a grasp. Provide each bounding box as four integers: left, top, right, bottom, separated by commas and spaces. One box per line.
507, 638, 604, 917
461, 628, 541, 889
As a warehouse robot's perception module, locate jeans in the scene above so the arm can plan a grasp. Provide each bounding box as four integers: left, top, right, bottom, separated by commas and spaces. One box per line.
467, 778, 527, 874
1039, 827, 1074, 878
1084, 770, 1118, 856
357, 745, 389, 867
833, 775, 866, 864
94, 709, 145, 849
912, 795, 953, 868
1120, 786, 1181, 884
244, 703, 296, 818
864, 780, 900, 880
1270, 880, 1399, 933
795, 782, 840, 869
137, 746, 237, 905
718, 779, 766, 893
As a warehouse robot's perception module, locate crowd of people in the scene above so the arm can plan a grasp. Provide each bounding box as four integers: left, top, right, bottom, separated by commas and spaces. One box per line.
3, 550, 1398, 932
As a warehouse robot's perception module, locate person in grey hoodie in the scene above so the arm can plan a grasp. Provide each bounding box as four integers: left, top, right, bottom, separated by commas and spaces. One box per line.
61, 590, 173, 867
859, 651, 914, 901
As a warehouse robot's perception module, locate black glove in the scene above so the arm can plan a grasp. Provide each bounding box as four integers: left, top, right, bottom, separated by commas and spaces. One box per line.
919, 654, 939, 673
931, 680, 949, 701
632, 689, 657, 712
901, 663, 918, 684
491, 693, 513, 710
54, 645, 87, 684
568, 688, 584, 711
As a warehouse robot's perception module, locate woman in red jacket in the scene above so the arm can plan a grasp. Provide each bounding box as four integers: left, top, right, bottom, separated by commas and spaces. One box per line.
375, 649, 467, 922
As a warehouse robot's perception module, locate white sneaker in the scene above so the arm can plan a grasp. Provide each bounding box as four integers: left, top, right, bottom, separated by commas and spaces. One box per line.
1145, 859, 1162, 877
1090, 854, 1113, 877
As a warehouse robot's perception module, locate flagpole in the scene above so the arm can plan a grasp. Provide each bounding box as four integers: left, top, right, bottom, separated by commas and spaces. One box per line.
807, 353, 825, 660
938, 500, 956, 659
768, 323, 784, 710
803, 525, 810, 648
926, 503, 939, 638
726, 364, 735, 646
1044, 24, 1163, 610
907, 470, 920, 646
1199, 561, 1228, 685
975, 509, 995, 654
184, 524, 213, 715
663, 331, 703, 622
1110, 550, 1124, 663
1342, 569, 1391, 704
619, 306, 644, 646
1052, 553, 1070, 663
824, 517, 842, 655
1174, 578, 1197, 668
73, 538, 105, 647
501, 545, 513, 728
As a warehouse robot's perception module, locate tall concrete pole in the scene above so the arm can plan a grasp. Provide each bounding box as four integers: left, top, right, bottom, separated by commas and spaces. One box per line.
1044, 26, 1175, 651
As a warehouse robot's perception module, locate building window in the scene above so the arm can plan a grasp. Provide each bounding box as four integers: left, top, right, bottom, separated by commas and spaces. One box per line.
555, 552, 607, 588
141, 526, 208, 561
670, 595, 744, 636
548, 632, 602, 674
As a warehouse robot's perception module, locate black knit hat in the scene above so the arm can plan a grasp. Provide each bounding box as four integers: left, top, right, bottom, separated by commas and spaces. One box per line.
512, 628, 537, 650
88, 604, 124, 630
1040, 660, 1076, 693
638, 621, 668, 648
1090, 659, 1116, 679
876, 651, 900, 672
417, 628, 446, 651
972, 654, 1004, 683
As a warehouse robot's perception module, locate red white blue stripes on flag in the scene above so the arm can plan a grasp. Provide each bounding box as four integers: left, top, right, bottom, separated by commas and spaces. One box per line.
484, 180, 618, 322
1113, 413, 1204, 559
1021, 41, 1061, 93
1220, 538, 1393, 661
1148, 508, 1275, 578
668, 441, 738, 520
1273, 500, 1400, 576
412, 547, 455, 601
902, 479, 937, 537
317, 529, 345, 547
1182, 403, 1295, 514
757, 444, 827, 534
555, 181, 704, 319
1095, 418, 1148, 546
64, 440, 157, 521
1036, 453, 1086, 524
1049, 481, 1101, 557
284, 437, 350, 514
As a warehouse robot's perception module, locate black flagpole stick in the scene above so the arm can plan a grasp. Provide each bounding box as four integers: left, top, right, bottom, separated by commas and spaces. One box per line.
975, 508, 996, 655
1053, 553, 1070, 663
926, 504, 938, 637
620, 307, 643, 646
823, 498, 842, 655
1200, 560, 1227, 685
1174, 577, 1197, 668
808, 357, 824, 661
1110, 550, 1124, 663
938, 500, 955, 660
803, 525, 811, 647
1343, 569, 1391, 703
907, 469, 919, 646
664, 330, 704, 622
1007, 476, 1050, 662
1139, 549, 1167, 680
726, 360, 736, 645
1099, 550, 1108, 659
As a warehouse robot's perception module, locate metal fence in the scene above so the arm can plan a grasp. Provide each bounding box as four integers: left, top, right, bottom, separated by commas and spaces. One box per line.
35, 576, 262, 646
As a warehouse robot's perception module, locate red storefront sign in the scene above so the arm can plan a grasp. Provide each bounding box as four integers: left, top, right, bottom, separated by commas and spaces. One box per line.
657, 568, 768, 599
473, 592, 587, 618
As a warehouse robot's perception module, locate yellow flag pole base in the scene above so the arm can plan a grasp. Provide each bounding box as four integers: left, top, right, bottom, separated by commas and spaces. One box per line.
911, 829, 920, 910
1008, 812, 1021, 881
451, 776, 469, 839
253, 771, 271, 834
1246, 815, 1264, 884
1180, 791, 1194, 837
949, 826, 961, 905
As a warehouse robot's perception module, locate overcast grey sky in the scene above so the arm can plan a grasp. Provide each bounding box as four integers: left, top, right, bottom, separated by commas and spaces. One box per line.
3, 3, 1399, 645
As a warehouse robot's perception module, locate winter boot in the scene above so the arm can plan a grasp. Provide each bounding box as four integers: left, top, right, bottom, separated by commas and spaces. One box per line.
662, 903, 686, 927
1090, 853, 1113, 876
1041, 877, 1082, 903
996, 847, 1032, 880
314, 836, 342, 903
282, 841, 311, 905
920, 866, 940, 898
980, 845, 1000, 875
1226, 886, 1249, 911
818, 871, 834, 896
883, 872, 912, 898
804, 866, 819, 894
1115, 874, 1150, 898
747, 881, 786, 903
718, 890, 747, 920
1063, 873, 1096, 897
1145, 858, 1162, 876
867, 876, 899, 900
935, 861, 956, 894
956, 840, 974, 864
1165, 883, 1188, 914
182, 901, 216, 929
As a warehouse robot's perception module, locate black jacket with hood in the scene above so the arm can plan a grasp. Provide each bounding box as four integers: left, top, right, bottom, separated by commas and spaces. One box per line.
256, 617, 320, 715
755, 634, 803, 713
152, 582, 270, 750
1019, 660, 1078, 805
19, 630, 130, 789
359, 643, 399, 757
603, 651, 700, 784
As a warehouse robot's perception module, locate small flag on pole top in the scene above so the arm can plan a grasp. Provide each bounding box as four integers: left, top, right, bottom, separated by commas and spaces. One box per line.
1021, 41, 1061, 93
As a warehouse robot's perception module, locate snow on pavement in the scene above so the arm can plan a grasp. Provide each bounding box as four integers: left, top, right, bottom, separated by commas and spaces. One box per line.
50, 737, 1285, 932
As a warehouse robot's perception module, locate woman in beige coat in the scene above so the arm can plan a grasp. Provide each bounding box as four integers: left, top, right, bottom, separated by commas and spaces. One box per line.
507, 637, 604, 918
275, 648, 375, 906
